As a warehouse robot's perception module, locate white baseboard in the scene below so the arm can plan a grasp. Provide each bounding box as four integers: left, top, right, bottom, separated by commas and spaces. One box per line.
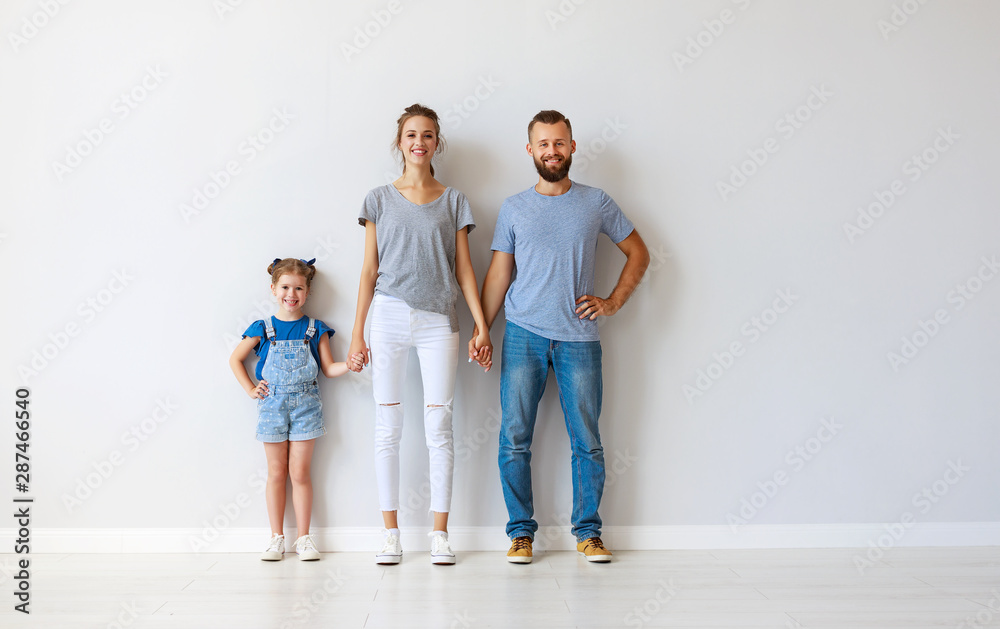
2, 522, 998, 553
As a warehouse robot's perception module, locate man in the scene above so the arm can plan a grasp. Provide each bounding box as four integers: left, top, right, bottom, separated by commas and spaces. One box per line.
478, 110, 650, 563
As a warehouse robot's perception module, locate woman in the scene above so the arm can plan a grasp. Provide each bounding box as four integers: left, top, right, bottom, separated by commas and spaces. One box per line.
349, 104, 492, 565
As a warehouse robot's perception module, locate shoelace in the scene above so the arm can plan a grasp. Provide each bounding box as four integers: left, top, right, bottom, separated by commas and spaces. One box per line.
429, 533, 452, 554
297, 535, 316, 551
267, 535, 284, 552
583, 538, 606, 551
380, 533, 400, 554
511, 537, 531, 551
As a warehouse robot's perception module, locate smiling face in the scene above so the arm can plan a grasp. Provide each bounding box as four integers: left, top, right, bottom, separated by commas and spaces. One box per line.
528, 121, 575, 183
271, 273, 309, 316
398, 115, 439, 173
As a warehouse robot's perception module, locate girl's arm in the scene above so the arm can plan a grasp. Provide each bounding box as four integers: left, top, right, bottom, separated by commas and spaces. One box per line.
229, 336, 268, 399
349, 221, 379, 370
456, 227, 493, 372
318, 334, 354, 378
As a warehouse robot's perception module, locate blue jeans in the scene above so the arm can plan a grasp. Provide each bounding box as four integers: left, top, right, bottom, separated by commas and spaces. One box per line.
498, 321, 605, 542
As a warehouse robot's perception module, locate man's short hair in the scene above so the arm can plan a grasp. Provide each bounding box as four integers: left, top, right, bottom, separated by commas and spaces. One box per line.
528, 110, 572, 142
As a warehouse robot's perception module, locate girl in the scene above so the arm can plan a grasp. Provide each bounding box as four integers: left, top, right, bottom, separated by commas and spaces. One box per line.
349, 104, 493, 565
229, 257, 360, 561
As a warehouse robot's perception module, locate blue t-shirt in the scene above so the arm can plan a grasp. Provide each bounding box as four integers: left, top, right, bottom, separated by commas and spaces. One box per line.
242, 316, 334, 381
491, 181, 634, 342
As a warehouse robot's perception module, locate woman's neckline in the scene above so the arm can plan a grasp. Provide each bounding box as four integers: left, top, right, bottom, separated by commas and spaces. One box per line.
390, 183, 450, 207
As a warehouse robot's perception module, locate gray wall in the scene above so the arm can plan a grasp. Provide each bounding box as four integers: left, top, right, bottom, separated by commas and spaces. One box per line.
1, 0, 997, 544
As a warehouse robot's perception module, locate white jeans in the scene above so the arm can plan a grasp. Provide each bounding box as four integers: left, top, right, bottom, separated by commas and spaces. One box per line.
370, 294, 459, 513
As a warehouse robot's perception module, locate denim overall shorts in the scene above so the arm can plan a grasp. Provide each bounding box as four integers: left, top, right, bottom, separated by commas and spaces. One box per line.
255, 317, 325, 442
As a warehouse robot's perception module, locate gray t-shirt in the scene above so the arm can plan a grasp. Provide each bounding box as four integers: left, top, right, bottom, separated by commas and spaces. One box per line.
491, 181, 634, 342
359, 184, 475, 332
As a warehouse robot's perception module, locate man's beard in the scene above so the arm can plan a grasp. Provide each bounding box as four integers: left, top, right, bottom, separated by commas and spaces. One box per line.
534, 153, 572, 183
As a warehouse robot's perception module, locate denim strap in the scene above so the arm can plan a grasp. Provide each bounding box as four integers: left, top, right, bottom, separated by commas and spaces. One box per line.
263, 317, 276, 344
305, 318, 316, 341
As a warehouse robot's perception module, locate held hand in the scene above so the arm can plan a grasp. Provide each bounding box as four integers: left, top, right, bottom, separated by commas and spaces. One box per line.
575, 295, 619, 320
348, 338, 370, 372
468, 326, 493, 372
347, 352, 366, 372
249, 379, 269, 399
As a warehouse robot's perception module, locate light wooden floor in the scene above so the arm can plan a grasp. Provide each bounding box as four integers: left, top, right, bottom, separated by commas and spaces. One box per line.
1, 547, 998, 628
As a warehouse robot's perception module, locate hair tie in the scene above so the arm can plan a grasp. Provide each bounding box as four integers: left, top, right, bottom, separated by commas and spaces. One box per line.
272, 258, 282, 266
300, 258, 316, 266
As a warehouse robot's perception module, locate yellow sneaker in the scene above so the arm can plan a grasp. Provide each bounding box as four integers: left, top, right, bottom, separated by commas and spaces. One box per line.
577, 537, 612, 563
506, 536, 533, 564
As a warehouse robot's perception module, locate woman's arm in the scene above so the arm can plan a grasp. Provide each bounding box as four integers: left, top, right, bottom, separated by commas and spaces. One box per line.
456, 227, 493, 372
349, 220, 379, 370
229, 336, 268, 398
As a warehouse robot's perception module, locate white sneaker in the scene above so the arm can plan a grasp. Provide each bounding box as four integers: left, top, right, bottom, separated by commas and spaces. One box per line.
261, 533, 284, 561
294, 534, 320, 561
429, 531, 455, 565
376, 530, 402, 564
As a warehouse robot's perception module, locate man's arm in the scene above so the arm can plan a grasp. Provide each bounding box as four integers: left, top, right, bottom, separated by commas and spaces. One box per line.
480, 250, 515, 330
575, 229, 650, 320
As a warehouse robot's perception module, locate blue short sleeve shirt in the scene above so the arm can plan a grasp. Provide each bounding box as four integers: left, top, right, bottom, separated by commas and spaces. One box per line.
243, 316, 334, 380
491, 181, 634, 342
